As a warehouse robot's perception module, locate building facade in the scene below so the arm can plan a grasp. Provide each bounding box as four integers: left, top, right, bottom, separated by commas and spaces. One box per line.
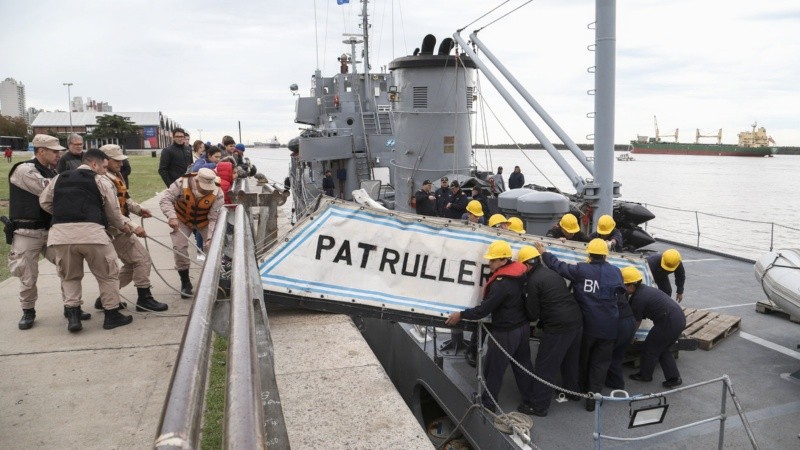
31, 111, 181, 150
0, 77, 27, 119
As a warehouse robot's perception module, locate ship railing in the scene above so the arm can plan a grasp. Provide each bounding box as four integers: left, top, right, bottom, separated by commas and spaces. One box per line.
156, 191, 289, 448
463, 322, 759, 449
638, 202, 800, 262
590, 374, 759, 450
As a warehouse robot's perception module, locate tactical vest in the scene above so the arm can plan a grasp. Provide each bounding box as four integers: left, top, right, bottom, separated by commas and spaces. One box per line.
174, 174, 217, 229
9, 159, 57, 229
51, 169, 107, 227
109, 173, 129, 217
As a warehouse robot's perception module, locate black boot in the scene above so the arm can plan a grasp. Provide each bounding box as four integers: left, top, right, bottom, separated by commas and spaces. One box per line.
18, 308, 36, 330
63, 305, 91, 320
178, 269, 193, 299
103, 308, 133, 330
65, 306, 83, 332
136, 287, 168, 312
94, 297, 126, 311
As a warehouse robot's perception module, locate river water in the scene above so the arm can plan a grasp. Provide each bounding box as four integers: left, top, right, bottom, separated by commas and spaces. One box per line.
247, 149, 800, 260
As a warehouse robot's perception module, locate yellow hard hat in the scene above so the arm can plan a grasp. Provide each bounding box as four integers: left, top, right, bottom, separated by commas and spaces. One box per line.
508, 217, 526, 234
559, 213, 580, 234
621, 266, 643, 284
661, 249, 682, 271
587, 238, 609, 256
466, 200, 484, 217
517, 245, 541, 263
488, 213, 510, 228
597, 214, 616, 235
484, 240, 513, 260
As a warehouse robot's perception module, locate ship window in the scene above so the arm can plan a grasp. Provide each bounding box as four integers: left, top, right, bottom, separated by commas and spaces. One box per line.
413, 86, 428, 109
346, 118, 354, 126
443, 136, 454, 154
466, 86, 474, 110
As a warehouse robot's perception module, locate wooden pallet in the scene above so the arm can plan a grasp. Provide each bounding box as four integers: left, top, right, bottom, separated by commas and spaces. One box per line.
681, 307, 741, 351
755, 299, 800, 324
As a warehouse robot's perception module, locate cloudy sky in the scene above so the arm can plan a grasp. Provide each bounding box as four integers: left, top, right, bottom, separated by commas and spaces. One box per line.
2, 0, 799, 146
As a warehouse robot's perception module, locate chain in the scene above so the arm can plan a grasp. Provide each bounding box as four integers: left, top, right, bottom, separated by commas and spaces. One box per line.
477, 322, 595, 400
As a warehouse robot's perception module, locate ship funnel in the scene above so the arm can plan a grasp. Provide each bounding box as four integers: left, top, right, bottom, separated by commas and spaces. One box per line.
437, 38, 454, 55
420, 34, 436, 55
388, 37, 478, 213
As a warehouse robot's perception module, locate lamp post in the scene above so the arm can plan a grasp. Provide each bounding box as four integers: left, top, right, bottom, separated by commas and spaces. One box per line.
62, 82, 73, 132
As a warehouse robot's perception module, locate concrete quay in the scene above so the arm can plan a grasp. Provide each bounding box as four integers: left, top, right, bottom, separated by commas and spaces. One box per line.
0, 195, 431, 449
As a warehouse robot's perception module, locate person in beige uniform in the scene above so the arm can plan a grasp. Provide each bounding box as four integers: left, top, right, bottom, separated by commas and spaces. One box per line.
4, 135, 93, 328
98, 144, 168, 312
40, 149, 137, 332
159, 168, 224, 298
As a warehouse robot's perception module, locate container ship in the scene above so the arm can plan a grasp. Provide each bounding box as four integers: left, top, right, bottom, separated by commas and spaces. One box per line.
630, 121, 776, 157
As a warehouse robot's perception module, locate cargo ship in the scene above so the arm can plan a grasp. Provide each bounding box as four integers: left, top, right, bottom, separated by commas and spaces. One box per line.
630, 121, 776, 157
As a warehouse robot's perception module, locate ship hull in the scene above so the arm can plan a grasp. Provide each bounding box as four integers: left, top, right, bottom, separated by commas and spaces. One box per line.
630, 142, 773, 157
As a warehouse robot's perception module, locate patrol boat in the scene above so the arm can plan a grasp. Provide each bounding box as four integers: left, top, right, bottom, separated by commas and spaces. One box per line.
260, 1, 797, 448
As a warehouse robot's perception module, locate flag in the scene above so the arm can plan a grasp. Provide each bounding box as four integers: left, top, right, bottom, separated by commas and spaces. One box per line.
337, 0, 349, 4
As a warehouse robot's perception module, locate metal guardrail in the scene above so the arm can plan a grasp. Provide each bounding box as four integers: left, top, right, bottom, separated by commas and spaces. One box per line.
225, 205, 267, 447
155, 207, 229, 449
641, 202, 800, 261
156, 176, 290, 449
592, 375, 759, 449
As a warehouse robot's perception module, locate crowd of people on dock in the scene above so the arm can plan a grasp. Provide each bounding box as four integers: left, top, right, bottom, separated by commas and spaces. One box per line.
4, 128, 251, 333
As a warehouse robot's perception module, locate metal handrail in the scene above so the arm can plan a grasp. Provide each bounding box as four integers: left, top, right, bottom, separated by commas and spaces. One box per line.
593, 375, 759, 449
155, 207, 229, 449
224, 205, 266, 448
640, 202, 800, 260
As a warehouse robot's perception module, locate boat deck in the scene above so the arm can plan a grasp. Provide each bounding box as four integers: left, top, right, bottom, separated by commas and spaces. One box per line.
405, 242, 800, 448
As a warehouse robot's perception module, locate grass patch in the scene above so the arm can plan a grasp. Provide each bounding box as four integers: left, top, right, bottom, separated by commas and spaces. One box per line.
0, 155, 163, 282
126, 154, 166, 203
201, 333, 228, 449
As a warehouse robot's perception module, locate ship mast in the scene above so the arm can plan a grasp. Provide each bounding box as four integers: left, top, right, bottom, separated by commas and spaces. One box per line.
361, 0, 372, 112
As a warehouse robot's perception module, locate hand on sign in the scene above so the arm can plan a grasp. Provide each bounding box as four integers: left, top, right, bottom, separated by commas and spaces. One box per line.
676, 293, 683, 303
168, 218, 179, 230
445, 311, 462, 326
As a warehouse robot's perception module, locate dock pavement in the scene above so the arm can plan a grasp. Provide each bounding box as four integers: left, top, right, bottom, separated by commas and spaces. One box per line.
0, 194, 431, 449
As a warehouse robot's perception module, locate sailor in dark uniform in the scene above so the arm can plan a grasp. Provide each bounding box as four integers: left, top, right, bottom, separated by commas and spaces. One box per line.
434, 177, 451, 217
588, 214, 624, 252
646, 249, 686, 302
546, 213, 590, 243
535, 238, 625, 411
623, 267, 686, 388
518, 245, 583, 416
446, 240, 537, 414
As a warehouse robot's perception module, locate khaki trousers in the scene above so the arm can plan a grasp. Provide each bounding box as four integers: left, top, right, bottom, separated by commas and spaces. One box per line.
170, 222, 207, 270
112, 233, 152, 288
53, 243, 121, 309
8, 230, 55, 309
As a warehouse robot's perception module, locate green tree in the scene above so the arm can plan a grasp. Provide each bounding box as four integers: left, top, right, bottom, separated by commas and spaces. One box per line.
0, 115, 28, 137
89, 114, 139, 149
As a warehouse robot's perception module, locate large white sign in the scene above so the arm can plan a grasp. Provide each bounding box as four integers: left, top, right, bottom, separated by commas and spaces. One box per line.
260, 200, 654, 320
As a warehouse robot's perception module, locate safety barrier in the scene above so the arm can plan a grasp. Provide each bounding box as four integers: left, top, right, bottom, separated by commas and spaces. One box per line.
590, 375, 759, 449
156, 185, 290, 448
437, 322, 760, 449
155, 207, 229, 449
640, 202, 800, 262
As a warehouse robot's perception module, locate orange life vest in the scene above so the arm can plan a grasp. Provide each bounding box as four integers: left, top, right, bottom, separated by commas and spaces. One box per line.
109, 173, 129, 217
174, 174, 217, 229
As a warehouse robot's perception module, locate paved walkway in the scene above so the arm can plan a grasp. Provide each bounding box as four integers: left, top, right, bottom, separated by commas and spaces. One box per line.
0, 195, 430, 449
